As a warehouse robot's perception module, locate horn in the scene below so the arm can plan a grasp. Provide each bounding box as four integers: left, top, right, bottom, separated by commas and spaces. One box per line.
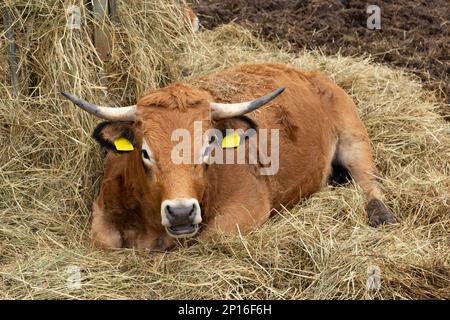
60, 91, 136, 121
210, 87, 285, 120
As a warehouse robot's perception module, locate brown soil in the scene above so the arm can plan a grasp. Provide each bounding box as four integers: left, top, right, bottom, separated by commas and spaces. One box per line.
191, 0, 450, 117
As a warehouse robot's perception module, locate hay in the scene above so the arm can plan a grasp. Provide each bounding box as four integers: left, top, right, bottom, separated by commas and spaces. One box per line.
1, 0, 449, 299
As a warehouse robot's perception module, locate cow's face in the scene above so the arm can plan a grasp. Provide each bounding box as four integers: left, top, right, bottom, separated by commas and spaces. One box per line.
61, 84, 284, 239
135, 89, 213, 238
92, 86, 216, 238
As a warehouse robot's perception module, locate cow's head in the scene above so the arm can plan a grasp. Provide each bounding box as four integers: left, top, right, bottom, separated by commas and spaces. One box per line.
61, 84, 283, 238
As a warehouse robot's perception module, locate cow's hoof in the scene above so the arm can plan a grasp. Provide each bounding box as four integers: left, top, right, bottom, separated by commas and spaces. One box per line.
366, 199, 397, 227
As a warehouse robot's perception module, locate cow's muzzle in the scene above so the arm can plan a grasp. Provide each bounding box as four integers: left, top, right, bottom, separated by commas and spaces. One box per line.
161, 199, 202, 238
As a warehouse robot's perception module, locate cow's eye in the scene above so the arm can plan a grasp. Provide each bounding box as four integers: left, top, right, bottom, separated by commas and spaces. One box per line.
202, 144, 211, 164
141, 139, 155, 166
142, 149, 150, 160
141, 149, 155, 166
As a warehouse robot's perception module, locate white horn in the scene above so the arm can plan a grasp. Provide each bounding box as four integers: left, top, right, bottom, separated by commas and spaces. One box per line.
60, 91, 136, 122
210, 87, 285, 120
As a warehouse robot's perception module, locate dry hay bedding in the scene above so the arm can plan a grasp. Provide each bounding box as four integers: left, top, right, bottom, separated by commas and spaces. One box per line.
0, 1, 449, 299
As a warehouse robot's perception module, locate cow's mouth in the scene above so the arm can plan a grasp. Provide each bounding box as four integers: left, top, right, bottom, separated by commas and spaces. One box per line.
166, 224, 199, 238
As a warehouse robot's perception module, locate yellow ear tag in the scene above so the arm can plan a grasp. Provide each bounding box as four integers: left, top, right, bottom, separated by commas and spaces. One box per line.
114, 137, 134, 151
221, 133, 241, 149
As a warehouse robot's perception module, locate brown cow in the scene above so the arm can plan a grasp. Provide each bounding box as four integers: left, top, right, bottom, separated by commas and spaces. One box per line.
61, 63, 397, 250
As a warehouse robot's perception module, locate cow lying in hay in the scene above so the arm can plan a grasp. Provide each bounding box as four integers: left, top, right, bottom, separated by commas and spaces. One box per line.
62, 63, 397, 250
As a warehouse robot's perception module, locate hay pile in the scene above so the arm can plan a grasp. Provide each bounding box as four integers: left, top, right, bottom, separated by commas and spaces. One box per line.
1, 1, 449, 299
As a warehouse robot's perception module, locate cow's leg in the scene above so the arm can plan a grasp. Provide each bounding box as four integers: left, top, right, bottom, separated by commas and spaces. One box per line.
91, 204, 123, 249
336, 132, 397, 227
309, 72, 397, 227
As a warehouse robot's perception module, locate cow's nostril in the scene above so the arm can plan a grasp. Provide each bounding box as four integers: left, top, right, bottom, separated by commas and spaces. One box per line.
165, 203, 196, 225
188, 205, 195, 218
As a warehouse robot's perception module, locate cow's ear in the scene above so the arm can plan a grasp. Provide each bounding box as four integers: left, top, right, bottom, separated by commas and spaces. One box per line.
212, 115, 258, 147
92, 121, 136, 153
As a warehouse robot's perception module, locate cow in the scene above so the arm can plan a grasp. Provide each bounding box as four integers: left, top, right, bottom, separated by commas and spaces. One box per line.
61, 63, 397, 250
